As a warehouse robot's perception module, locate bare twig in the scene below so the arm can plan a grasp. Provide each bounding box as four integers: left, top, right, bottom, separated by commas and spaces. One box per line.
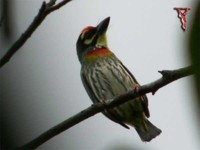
17, 66, 195, 149
0, 0, 72, 68
0, 0, 13, 38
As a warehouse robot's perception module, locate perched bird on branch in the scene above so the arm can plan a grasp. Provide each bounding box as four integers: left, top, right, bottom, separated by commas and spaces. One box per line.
76, 17, 161, 142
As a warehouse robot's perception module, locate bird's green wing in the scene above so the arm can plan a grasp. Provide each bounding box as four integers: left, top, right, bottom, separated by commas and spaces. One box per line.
119, 61, 150, 118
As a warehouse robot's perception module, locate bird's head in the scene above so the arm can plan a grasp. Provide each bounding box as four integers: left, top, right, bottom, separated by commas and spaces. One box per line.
76, 17, 110, 63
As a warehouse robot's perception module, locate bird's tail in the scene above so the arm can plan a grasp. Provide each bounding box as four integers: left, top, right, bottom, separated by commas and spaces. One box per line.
135, 119, 162, 142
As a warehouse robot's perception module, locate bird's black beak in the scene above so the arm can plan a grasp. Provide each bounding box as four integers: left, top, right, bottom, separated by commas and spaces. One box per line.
96, 17, 110, 36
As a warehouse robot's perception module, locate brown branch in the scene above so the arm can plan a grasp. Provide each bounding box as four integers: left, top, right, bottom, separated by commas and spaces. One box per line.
0, 0, 72, 68
16, 66, 195, 149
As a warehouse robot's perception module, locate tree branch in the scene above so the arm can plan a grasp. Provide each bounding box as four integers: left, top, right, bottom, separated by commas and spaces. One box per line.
17, 66, 195, 149
0, 0, 72, 68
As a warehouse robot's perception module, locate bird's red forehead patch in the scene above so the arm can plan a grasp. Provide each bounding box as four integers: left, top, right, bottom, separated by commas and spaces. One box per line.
81, 26, 95, 34
80, 26, 95, 39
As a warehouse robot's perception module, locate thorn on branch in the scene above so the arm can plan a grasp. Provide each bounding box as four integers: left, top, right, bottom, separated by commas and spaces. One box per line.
158, 70, 175, 79
46, 0, 57, 7
40, 1, 47, 12
152, 89, 157, 95
158, 70, 170, 76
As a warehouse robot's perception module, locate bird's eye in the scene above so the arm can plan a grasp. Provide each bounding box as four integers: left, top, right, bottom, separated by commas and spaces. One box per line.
82, 30, 96, 45
84, 32, 94, 40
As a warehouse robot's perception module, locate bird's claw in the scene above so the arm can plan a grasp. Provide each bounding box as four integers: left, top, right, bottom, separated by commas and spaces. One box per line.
134, 84, 140, 93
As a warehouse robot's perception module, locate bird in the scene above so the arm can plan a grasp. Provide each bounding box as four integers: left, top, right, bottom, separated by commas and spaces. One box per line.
76, 17, 161, 142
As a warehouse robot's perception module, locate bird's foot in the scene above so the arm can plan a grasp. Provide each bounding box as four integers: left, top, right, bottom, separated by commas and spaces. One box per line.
134, 84, 140, 93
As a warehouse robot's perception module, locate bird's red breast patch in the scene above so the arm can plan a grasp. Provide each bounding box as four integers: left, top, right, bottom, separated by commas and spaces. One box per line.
85, 48, 113, 62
